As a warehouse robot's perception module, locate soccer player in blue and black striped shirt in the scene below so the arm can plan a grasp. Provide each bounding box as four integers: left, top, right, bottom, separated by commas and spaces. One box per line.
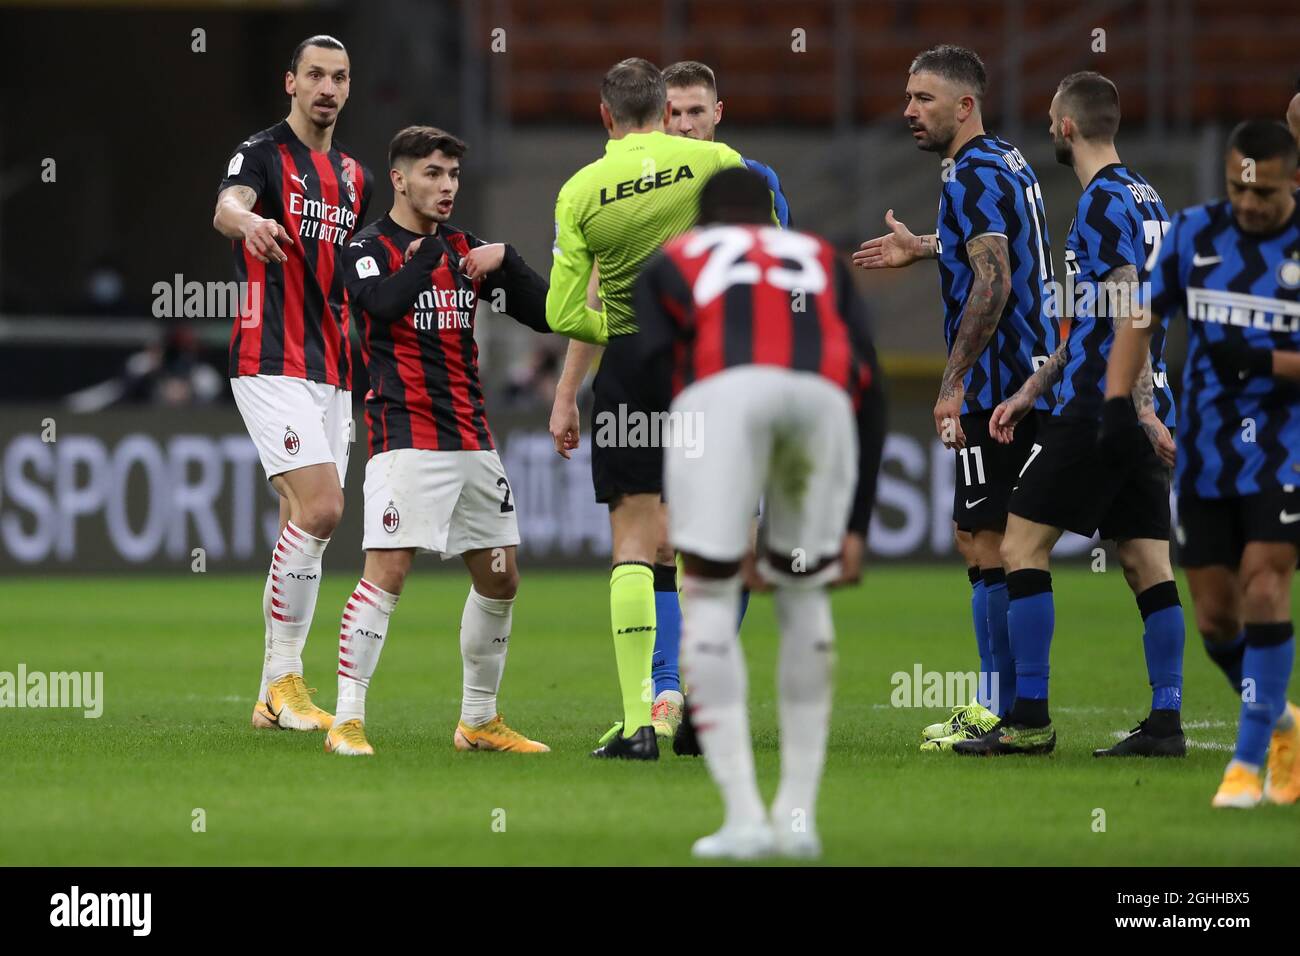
663, 61, 792, 227
854, 45, 1058, 748
968, 72, 1187, 756
1106, 120, 1300, 807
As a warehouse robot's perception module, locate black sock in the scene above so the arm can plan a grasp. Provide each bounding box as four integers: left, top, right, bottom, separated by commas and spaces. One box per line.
1145, 707, 1182, 736
1009, 696, 1050, 727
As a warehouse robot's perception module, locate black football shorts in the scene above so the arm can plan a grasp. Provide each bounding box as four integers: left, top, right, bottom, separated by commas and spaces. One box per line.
1008, 415, 1171, 541
1176, 487, 1300, 568
953, 410, 1041, 533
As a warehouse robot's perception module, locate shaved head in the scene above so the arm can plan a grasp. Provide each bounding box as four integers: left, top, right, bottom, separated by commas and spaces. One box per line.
1288, 91, 1300, 147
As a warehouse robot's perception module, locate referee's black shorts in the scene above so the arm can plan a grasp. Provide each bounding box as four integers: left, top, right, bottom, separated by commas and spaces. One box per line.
1008, 415, 1171, 541
591, 334, 664, 505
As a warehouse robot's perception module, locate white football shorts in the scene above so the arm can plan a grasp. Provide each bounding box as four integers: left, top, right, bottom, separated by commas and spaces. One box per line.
361, 447, 521, 558
230, 374, 352, 486
665, 365, 857, 585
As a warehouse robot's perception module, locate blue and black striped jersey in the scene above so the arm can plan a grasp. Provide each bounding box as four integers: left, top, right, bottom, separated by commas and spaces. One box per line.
936, 134, 1058, 414
1056, 164, 1174, 427
1141, 199, 1300, 498
742, 157, 791, 228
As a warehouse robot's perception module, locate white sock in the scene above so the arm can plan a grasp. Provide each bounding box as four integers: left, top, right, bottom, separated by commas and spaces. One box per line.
459, 587, 513, 726
770, 584, 835, 839
681, 574, 765, 830
256, 571, 273, 702
266, 521, 329, 682
336, 579, 399, 725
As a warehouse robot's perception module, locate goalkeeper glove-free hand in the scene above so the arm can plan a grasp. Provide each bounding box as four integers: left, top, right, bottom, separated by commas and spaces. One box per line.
1205, 342, 1273, 382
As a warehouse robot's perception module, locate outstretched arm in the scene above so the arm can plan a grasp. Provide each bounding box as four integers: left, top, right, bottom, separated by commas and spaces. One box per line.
852, 209, 938, 270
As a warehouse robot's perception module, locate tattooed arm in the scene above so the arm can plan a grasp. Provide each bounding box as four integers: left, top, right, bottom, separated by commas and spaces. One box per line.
933, 234, 1012, 448
1103, 266, 1153, 411
213, 184, 292, 264
1104, 264, 1175, 466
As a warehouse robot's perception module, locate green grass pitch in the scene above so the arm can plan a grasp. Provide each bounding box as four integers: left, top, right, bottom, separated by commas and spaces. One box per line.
2, 566, 1295, 866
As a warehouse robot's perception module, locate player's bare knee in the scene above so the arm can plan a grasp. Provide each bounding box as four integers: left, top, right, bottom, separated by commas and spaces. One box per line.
296, 490, 344, 537
1195, 604, 1239, 643
364, 550, 410, 595
477, 568, 520, 600
1240, 568, 1291, 621
998, 534, 1038, 573
954, 527, 976, 565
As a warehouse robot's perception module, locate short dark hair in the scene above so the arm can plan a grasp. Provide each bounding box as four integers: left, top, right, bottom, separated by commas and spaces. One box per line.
1056, 71, 1121, 141
388, 125, 467, 170
663, 60, 717, 97
909, 44, 987, 100
290, 35, 346, 75
697, 167, 771, 225
601, 57, 667, 127
1227, 119, 1299, 168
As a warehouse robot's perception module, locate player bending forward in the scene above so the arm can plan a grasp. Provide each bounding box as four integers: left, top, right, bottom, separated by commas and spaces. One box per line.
326, 126, 551, 756
633, 169, 885, 859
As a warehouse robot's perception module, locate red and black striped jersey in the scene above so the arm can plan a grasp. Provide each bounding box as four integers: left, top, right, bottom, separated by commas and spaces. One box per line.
633, 224, 874, 399
343, 214, 549, 456
218, 120, 373, 389
631, 223, 885, 534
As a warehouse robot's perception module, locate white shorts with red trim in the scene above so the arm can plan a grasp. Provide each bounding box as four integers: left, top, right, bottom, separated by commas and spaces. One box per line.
665, 366, 857, 584
361, 448, 520, 558
230, 374, 352, 486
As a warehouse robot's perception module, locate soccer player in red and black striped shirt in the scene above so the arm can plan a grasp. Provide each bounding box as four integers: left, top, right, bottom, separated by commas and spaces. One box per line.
630, 168, 885, 858
323, 126, 551, 756
212, 35, 373, 733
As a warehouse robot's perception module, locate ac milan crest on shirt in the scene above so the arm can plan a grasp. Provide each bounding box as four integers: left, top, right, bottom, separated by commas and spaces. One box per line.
283, 428, 300, 455
382, 502, 400, 533
342, 156, 360, 205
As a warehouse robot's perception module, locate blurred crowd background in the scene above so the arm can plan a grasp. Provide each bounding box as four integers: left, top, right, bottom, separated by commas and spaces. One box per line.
0, 0, 1296, 571
1, 0, 1294, 410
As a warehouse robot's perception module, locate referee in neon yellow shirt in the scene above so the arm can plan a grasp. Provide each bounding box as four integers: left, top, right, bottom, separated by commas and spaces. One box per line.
545, 58, 762, 758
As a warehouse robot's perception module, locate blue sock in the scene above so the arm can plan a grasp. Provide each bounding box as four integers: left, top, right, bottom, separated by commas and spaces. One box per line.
737, 588, 751, 631
983, 568, 1014, 716
1234, 623, 1295, 767
1137, 581, 1185, 712
651, 564, 682, 697
1204, 630, 1246, 694
1007, 569, 1054, 711
968, 567, 994, 708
